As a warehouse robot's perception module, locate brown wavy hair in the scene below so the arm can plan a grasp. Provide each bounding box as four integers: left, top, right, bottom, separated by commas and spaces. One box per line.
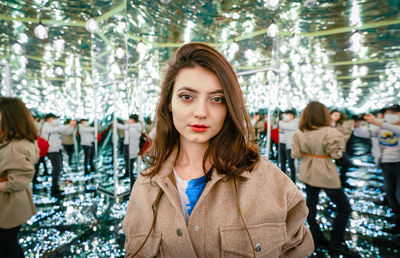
299, 101, 331, 132
0, 97, 37, 143
330, 109, 346, 125
145, 42, 260, 178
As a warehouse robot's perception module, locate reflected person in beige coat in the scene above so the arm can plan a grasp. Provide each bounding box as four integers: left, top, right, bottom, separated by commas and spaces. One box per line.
291, 101, 357, 257
330, 110, 354, 187
0, 97, 39, 258
123, 43, 314, 257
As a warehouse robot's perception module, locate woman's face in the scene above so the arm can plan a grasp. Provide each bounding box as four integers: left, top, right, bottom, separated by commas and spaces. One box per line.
331, 112, 341, 122
170, 66, 227, 146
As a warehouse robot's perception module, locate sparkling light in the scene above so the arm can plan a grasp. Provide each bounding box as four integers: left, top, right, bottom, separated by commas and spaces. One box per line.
54, 38, 65, 52
85, 18, 99, 33
265, 0, 279, 10
34, 23, 48, 40
12, 43, 23, 54
267, 23, 279, 38
115, 48, 125, 59
184, 20, 195, 43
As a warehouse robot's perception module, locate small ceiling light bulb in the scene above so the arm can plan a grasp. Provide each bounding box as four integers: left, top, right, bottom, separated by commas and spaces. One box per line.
19, 33, 29, 43
115, 48, 125, 59
349, 32, 363, 45
85, 17, 99, 33
267, 23, 279, 37
137, 41, 147, 53
55, 66, 63, 76
359, 65, 369, 76
12, 43, 23, 54
54, 39, 65, 52
266, 0, 279, 10
231, 41, 239, 52
34, 22, 48, 40
19, 56, 28, 67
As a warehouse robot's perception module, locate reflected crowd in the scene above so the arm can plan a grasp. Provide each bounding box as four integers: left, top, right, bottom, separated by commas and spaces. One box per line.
1, 94, 400, 257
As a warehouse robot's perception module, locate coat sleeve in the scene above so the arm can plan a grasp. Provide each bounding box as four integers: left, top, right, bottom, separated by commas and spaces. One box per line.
281, 187, 314, 257
79, 125, 96, 132
290, 132, 304, 159
42, 124, 70, 134
338, 121, 353, 136
4, 143, 38, 193
354, 124, 379, 138
323, 129, 345, 159
117, 123, 129, 130
381, 123, 400, 135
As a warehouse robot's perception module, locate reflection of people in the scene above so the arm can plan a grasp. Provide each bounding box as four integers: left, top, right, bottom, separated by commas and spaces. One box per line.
41, 114, 76, 198
79, 119, 96, 174
354, 105, 400, 234
123, 43, 313, 257
0, 97, 39, 258
117, 114, 142, 187
330, 110, 353, 188
33, 117, 49, 188
61, 119, 75, 166
279, 110, 299, 182
292, 101, 355, 256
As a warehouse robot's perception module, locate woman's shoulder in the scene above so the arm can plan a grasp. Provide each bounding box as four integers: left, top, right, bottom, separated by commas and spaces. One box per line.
0, 140, 38, 161
324, 126, 344, 136
13, 140, 37, 154
3, 139, 35, 150
314, 126, 340, 135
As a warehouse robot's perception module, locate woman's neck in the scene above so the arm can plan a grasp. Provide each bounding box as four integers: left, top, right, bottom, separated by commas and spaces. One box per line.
175, 139, 210, 180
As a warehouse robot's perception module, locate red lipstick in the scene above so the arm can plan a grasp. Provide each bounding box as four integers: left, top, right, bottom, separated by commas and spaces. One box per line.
191, 124, 208, 132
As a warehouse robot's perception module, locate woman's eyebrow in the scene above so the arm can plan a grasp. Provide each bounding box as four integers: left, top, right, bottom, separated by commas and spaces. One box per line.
176, 87, 224, 95
176, 87, 198, 93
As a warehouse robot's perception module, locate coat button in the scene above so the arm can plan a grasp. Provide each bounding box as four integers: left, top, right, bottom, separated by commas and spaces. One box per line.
194, 225, 199, 231
176, 228, 183, 237
255, 243, 261, 252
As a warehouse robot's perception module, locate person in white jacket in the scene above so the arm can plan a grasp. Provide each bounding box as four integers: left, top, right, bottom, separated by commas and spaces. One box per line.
79, 119, 97, 175
354, 104, 400, 234
41, 113, 76, 198
279, 110, 299, 182
117, 114, 142, 188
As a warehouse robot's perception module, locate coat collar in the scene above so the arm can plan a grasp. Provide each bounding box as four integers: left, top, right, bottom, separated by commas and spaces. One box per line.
141, 147, 252, 185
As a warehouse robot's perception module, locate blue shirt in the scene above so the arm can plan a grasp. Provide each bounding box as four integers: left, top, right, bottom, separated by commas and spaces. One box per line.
174, 167, 212, 222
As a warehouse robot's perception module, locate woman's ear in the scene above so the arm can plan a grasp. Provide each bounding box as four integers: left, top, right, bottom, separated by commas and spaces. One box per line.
168, 102, 172, 112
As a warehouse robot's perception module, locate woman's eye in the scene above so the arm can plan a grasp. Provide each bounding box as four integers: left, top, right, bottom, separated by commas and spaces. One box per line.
179, 94, 192, 101
211, 96, 225, 103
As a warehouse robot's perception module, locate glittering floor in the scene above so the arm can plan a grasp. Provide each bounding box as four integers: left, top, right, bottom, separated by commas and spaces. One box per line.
22, 141, 400, 257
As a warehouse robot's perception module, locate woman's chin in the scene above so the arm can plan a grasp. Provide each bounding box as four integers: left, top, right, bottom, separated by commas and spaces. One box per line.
182, 135, 211, 145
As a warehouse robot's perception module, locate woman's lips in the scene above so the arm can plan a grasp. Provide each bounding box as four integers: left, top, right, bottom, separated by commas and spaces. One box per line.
191, 124, 208, 132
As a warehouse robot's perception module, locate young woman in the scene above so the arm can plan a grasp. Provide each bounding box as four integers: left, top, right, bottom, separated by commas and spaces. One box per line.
123, 43, 313, 257
291, 101, 356, 256
0, 97, 39, 258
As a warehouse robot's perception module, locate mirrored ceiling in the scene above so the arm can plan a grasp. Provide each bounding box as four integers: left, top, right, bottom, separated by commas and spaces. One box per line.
1, 0, 400, 118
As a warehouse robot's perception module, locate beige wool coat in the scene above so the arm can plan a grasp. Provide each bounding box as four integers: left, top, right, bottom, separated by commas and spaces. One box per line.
123, 149, 314, 257
336, 120, 353, 144
0, 139, 39, 229
291, 126, 345, 189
